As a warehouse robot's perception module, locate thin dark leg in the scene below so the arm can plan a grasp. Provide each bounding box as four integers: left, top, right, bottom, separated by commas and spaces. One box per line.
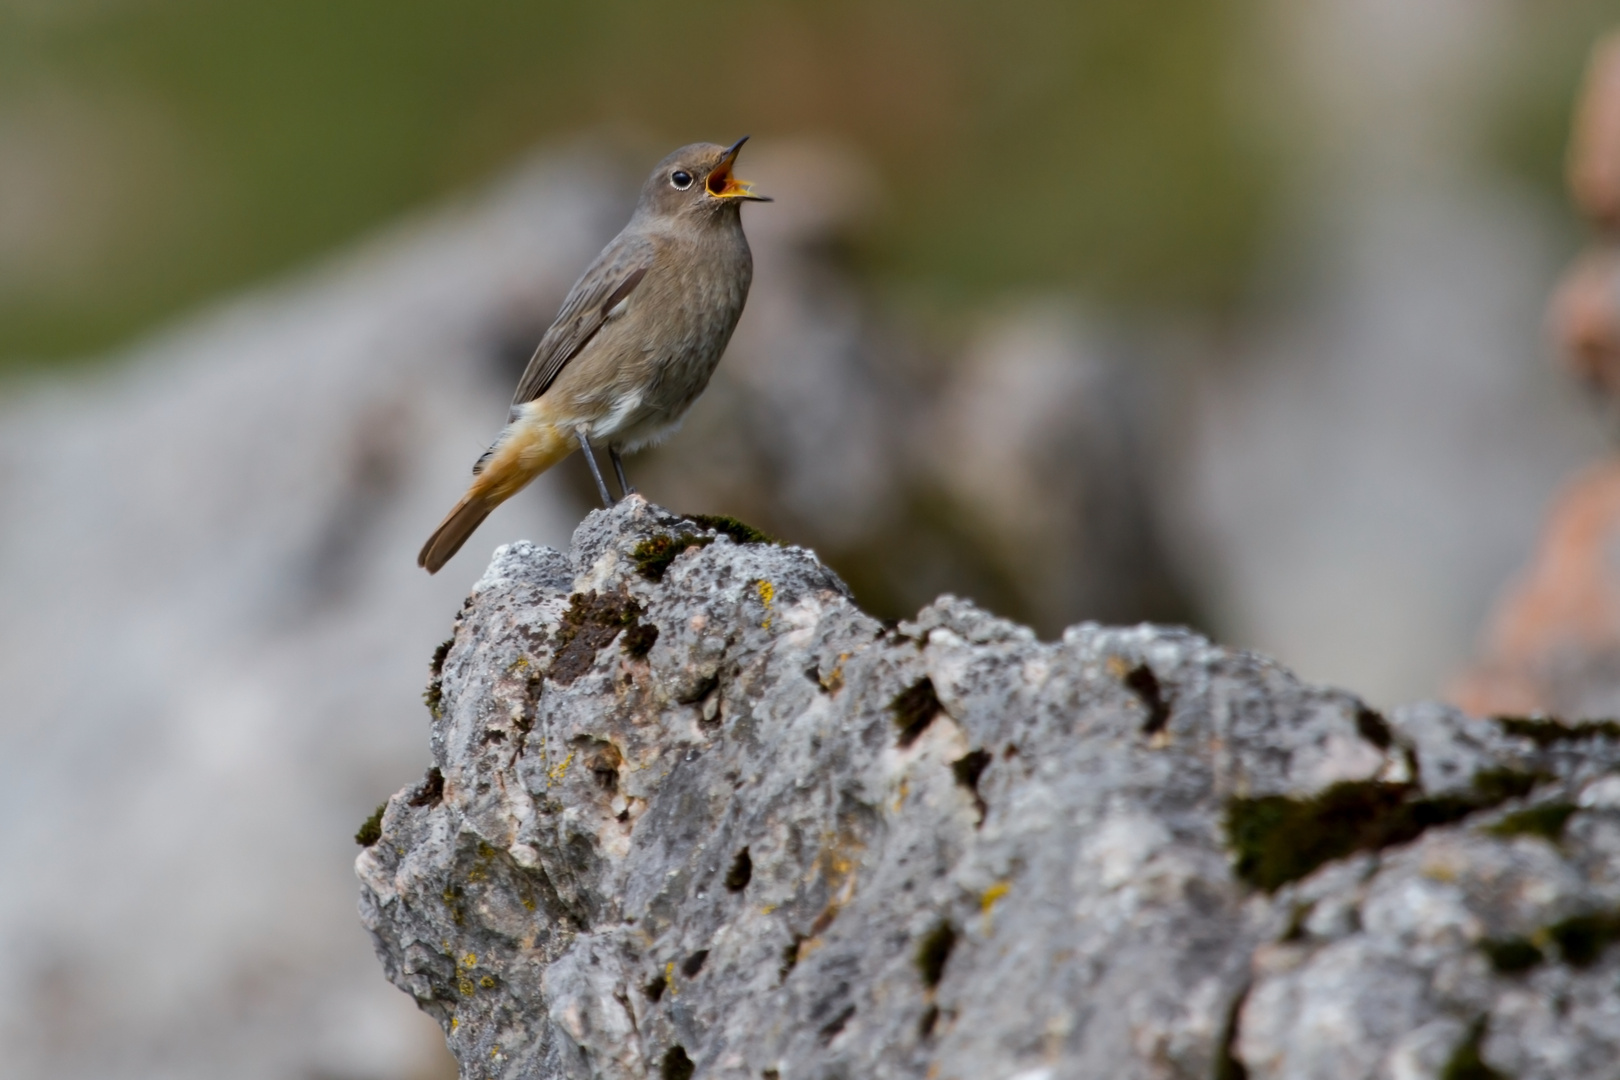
576, 429, 615, 508
609, 447, 636, 497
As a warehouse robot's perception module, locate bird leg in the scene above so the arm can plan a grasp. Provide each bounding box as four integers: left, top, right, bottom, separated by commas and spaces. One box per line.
609, 447, 636, 498
575, 428, 616, 508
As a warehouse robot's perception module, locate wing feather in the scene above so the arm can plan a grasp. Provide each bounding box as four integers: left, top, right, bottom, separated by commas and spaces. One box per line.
512, 237, 654, 406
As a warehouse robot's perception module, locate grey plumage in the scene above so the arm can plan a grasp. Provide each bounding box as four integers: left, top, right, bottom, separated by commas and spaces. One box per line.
418, 138, 768, 573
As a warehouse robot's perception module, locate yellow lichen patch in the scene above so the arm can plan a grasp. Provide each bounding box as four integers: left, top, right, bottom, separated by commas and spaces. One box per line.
760, 903, 778, 915
480, 976, 496, 989
522, 897, 536, 911
505, 656, 531, 674
1420, 848, 1466, 883
821, 652, 850, 693
800, 834, 865, 944
462, 953, 477, 968
547, 749, 575, 783
1105, 655, 1130, 680
665, 960, 678, 997
458, 976, 476, 997
815, 826, 865, 894
450, 1017, 459, 1031
981, 880, 1012, 931
757, 579, 775, 629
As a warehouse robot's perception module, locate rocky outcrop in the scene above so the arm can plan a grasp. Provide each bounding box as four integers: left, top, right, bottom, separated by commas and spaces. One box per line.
359, 499, 1620, 1080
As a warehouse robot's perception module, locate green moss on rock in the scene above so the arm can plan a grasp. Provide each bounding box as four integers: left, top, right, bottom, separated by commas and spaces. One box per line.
355, 802, 386, 847
916, 920, 958, 988
1498, 715, 1620, 747
631, 533, 712, 582
1477, 908, 1620, 974
661, 1046, 695, 1080
422, 638, 453, 719
1481, 937, 1544, 974
1547, 909, 1620, 968
1225, 768, 1546, 892
687, 513, 777, 546
1441, 1020, 1509, 1080
430, 637, 453, 677
1487, 803, 1576, 842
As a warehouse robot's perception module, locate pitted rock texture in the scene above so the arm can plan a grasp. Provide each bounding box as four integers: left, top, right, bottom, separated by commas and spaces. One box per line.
359, 499, 1620, 1080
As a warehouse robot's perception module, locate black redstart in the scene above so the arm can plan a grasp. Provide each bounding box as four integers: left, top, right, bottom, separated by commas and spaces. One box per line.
418, 137, 769, 574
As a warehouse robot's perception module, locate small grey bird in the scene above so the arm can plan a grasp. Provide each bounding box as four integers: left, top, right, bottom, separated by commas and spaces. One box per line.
419, 137, 769, 574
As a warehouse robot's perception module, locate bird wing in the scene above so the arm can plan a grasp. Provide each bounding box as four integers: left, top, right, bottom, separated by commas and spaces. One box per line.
512, 236, 654, 406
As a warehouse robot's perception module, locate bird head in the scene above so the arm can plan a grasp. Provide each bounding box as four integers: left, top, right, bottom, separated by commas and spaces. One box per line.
640, 137, 771, 221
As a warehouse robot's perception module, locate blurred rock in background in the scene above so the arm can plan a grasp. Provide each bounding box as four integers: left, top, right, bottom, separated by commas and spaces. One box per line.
1457, 30, 1620, 722
1454, 460, 1620, 718
1184, 0, 1609, 705
920, 300, 1193, 631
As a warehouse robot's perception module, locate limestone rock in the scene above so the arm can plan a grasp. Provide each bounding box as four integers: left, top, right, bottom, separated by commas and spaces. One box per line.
359, 499, 1620, 1079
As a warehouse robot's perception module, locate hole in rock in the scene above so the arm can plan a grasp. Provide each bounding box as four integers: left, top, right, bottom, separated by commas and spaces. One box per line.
725, 848, 752, 892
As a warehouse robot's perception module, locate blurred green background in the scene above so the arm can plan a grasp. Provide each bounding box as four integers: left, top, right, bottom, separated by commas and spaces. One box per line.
1, 0, 1618, 368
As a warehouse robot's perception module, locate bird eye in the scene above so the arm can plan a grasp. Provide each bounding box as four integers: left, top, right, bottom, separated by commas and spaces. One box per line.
670, 170, 693, 190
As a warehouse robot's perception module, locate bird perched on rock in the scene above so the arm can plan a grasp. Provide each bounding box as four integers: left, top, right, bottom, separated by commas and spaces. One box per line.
418, 138, 769, 574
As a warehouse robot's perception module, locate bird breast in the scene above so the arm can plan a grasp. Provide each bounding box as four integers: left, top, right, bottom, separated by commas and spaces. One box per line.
636, 230, 751, 391
552, 224, 751, 448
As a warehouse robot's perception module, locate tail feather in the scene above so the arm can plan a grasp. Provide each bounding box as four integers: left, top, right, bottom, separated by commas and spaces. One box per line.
417, 416, 575, 574
418, 494, 498, 574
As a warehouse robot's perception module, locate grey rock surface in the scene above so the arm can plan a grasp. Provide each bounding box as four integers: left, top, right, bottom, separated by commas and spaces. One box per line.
359, 498, 1620, 1079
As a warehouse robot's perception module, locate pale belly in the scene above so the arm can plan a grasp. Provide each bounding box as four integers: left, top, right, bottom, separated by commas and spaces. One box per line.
519, 328, 732, 451
585, 388, 683, 451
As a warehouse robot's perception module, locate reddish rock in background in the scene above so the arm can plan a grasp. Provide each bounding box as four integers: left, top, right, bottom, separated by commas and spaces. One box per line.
1454, 461, 1620, 717
1455, 33, 1620, 719
1569, 33, 1620, 232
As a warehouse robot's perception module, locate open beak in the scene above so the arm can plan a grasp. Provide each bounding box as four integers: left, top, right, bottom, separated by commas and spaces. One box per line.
705, 136, 771, 202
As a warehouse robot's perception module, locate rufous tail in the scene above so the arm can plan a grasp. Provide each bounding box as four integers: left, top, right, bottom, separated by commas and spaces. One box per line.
418, 418, 573, 574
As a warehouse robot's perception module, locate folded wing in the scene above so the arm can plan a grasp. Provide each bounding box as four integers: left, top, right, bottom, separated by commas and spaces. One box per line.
512, 237, 653, 406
